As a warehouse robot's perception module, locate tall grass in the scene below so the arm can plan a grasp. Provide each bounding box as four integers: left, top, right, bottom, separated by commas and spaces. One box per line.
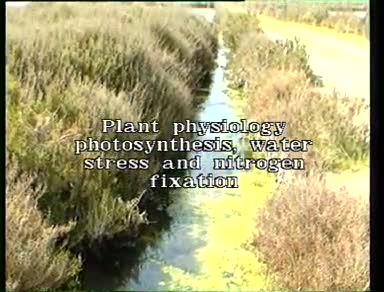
6, 2, 217, 290
221, 11, 369, 290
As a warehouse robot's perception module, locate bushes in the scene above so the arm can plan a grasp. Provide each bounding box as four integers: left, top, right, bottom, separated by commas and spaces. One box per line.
221, 13, 263, 51
252, 173, 369, 290
223, 10, 369, 290
245, 70, 368, 171
250, 2, 368, 38
261, 3, 329, 25
6, 2, 217, 289
329, 13, 367, 36
228, 31, 320, 91
224, 14, 368, 171
6, 159, 81, 291
302, 6, 329, 25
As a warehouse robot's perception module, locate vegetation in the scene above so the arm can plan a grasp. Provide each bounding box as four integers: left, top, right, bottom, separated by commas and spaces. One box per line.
246, 2, 369, 38
254, 172, 369, 290
6, 2, 369, 290
220, 13, 263, 51
222, 10, 369, 290
6, 2, 217, 290
6, 159, 81, 291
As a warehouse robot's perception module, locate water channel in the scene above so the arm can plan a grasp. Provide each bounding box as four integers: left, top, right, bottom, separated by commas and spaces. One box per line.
83, 10, 268, 291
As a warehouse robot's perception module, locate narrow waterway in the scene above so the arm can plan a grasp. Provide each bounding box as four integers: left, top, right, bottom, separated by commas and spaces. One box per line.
119, 32, 241, 291
83, 11, 270, 291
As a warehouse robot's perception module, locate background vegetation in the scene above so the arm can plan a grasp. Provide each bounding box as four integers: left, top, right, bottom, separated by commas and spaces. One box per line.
245, 1, 369, 38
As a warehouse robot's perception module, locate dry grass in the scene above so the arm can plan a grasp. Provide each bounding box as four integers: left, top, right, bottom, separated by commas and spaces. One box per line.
6, 2, 217, 289
6, 159, 81, 291
220, 12, 263, 51
252, 172, 369, 291
324, 12, 368, 36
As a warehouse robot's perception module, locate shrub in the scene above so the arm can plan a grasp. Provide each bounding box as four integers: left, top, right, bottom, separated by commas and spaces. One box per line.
246, 2, 368, 38
223, 11, 367, 171
228, 31, 320, 88
6, 3, 218, 287
6, 158, 81, 291
244, 69, 369, 171
306, 7, 329, 25
332, 13, 366, 35
252, 172, 369, 290
320, 14, 340, 28
7, 2, 217, 246
283, 4, 302, 22
221, 12, 263, 51
223, 8, 369, 291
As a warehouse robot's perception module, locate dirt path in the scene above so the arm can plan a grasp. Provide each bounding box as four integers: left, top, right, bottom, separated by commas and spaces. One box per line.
257, 15, 370, 100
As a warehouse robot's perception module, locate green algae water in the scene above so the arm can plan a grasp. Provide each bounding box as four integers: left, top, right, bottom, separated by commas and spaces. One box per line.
83, 14, 275, 292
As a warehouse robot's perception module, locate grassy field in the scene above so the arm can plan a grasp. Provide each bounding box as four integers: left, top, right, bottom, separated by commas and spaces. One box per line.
6, 3, 217, 290
220, 10, 369, 291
